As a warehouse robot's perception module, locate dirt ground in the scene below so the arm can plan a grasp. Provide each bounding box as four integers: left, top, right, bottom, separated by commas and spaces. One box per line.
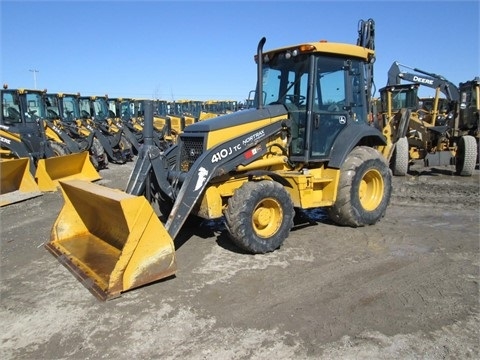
1, 159, 479, 359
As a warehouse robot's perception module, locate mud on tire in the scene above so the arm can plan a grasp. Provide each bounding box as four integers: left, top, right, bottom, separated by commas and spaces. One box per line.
328, 146, 392, 227
224, 180, 294, 254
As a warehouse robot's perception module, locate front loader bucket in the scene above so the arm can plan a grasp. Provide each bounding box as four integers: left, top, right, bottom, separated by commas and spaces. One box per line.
35, 151, 101, 192
46, 179, 176, 300
0, 158, 42, 207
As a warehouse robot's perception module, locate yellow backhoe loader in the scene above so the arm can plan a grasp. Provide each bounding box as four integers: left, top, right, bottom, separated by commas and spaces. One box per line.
1, 87, 101, 194
47, 19, 405, 301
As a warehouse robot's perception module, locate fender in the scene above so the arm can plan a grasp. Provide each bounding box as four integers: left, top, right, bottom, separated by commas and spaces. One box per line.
328, 123, 386, 168
45, 121, 81, 152
0, 135, 32, 159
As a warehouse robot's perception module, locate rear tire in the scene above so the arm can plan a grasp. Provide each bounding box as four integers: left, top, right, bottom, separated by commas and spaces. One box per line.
224, 180, 294, 254
328, 146, 392, 227
455, 135, 477, 176
391, 136, 409, 176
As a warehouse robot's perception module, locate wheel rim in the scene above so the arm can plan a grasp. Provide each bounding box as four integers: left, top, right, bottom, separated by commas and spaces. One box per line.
359, 168, 384, 211
252, 198, 283, 238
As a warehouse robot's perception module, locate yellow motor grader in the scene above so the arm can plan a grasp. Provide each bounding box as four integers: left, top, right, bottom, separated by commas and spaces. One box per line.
381, 63, 478, 176
46, 19, 405, 300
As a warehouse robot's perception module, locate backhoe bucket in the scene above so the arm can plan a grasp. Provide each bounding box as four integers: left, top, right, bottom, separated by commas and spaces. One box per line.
35, 151, 101, 192
0, 158, 42, 207
46, 179, 177, 300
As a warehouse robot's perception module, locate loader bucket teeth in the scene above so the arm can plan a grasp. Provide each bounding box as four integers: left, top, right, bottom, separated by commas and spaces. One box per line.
0, 158, 42, 207
46, 179, 176, 300
35, 151, 101, 192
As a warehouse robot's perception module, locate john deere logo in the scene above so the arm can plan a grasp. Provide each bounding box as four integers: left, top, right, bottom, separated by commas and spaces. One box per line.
413, 76, 434, 85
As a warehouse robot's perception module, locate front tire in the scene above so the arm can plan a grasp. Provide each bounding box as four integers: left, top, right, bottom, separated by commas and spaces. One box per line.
90, 138, 108, 170
328, 146, 392, 227
119, 135, 134, 162
49, 141, 69, 157
225, 180, 294, 254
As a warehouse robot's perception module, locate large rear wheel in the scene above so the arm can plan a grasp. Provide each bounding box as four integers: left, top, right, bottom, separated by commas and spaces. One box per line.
328, 146, 392, 227
455, 135, 477, 176
391, 136, 409, 176
225, 180, 294, 254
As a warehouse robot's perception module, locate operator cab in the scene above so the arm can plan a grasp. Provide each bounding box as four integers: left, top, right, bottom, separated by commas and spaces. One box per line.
255, 46, 372, 164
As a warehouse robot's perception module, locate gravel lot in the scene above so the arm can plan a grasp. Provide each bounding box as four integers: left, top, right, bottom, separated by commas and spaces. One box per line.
1, 159, 479, 359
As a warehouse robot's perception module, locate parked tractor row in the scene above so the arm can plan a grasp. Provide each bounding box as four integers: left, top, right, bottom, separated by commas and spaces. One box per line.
0, 86, 239, 206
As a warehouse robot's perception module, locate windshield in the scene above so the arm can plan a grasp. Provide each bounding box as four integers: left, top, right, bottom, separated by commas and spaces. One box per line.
381, 88, 418, 111
79, 98, 92, 119
63, 96, 80, 121
2, 91, 21, 123
157, 101, 168, 116
121, 100, 133, 120
260, 53, 310, 107
93, 98, 109, 121
45, 95, 60, 120
25, 93, 46, 123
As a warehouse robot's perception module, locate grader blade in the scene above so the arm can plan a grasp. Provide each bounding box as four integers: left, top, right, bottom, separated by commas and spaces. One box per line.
46, 179, 177, 300
0, 158, 42, 207
35, 151, 101, 192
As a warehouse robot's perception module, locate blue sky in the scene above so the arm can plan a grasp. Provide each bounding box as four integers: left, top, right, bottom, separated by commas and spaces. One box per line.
1, 0, 479, 102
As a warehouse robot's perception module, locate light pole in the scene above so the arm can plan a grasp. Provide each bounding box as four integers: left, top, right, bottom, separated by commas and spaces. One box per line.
29, 69, 39, 89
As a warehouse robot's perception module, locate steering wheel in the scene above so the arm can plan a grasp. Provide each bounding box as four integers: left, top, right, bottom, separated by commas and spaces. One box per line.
286, 94, 305, 105
327, 103, 340, 112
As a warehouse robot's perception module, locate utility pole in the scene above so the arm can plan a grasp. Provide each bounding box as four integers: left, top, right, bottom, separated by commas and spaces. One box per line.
29, 69, 39, 89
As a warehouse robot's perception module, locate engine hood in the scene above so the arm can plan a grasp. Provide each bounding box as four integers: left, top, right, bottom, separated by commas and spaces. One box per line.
183, 104, 288, 133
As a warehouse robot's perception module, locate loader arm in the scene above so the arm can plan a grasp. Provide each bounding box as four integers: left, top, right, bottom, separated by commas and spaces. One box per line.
164, 120, 289, 241
45, 120, 81, 153
126, 118, 289, 241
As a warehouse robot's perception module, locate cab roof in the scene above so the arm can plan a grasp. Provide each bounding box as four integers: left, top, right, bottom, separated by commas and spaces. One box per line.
263, 41, 375, 61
